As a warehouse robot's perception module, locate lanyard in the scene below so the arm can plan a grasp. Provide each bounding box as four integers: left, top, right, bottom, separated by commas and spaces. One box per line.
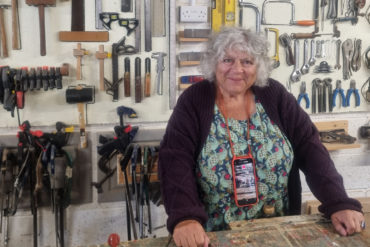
217, 91, 253, 158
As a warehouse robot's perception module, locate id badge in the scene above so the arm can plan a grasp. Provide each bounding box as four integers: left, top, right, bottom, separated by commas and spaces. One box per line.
231, 156, 258, 207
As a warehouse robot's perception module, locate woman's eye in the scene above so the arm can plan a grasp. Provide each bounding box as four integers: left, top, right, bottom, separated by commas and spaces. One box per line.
223, 58, 233, 63
241, 59, 252, 65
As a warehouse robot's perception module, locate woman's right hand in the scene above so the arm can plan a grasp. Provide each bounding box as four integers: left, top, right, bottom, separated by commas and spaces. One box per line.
173, 219, 210, 247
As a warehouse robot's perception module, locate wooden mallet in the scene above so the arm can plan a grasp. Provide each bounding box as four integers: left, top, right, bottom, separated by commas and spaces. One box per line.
25, 0, 56, 56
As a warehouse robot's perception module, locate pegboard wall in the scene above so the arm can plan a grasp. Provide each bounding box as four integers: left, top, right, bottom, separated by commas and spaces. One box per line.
0, 0, 369, 129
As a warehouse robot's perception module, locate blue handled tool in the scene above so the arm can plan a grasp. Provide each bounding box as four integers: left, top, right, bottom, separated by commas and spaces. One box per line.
297, 81, 310, 109
346, 80, 360, 107
332, 80, 346, 107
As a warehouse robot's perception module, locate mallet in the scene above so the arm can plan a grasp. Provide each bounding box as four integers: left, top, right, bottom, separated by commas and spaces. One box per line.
66, 85, 94, 148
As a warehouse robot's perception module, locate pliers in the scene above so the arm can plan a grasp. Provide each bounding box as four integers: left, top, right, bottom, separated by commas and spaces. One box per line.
332, 80, 346, 107
346, 80, 360, 107
297, 81, 310, 109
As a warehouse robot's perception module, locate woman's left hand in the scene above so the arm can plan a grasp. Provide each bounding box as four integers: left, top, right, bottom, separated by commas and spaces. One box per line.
331, 209, 365, 236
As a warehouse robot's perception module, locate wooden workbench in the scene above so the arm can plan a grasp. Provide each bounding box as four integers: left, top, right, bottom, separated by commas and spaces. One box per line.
99, 213, 370, 247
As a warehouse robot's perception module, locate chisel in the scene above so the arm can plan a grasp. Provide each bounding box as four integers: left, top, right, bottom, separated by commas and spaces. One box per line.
135, 57, 142, 103
144, 58, 151, 97
144, 0, 152, 52
124, 57, 131, 97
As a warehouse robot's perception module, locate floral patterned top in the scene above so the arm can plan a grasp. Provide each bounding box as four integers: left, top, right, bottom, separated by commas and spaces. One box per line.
196, 102, 294, 232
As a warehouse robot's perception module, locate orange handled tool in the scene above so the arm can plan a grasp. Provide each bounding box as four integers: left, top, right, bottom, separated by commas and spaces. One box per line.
292, 20, 316, 26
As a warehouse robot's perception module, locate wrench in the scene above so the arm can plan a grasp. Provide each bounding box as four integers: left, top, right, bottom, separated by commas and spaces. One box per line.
327, 0, 338, 19
290, 39, 301, 83
342, 39, 353, 80
321, 40, 326, 58
334, 39, 341, 69
308, 39, 316, 66
315, 40, 322, 58
300, 39, 310, 74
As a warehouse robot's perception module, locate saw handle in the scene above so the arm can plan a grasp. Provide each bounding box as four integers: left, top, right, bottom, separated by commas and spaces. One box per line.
294, 20, 316, 26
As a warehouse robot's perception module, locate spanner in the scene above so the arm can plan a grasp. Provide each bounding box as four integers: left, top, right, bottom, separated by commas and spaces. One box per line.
290, 39, 301, 83
308, 39, 316, 66
334, 39, 341, 69
315, 40, 322, 58
301, 39, 310, 74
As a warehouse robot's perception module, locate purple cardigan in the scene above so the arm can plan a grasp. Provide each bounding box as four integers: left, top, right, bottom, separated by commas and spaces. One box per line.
158, 79, 362, 234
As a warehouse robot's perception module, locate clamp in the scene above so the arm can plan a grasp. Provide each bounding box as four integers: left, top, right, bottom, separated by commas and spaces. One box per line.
332, 80, 346, 107
297, 81, 310, 109
265, 28, 280, 68
346, 80, 360, 107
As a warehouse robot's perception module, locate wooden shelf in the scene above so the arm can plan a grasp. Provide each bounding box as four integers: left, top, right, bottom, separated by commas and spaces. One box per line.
322, 142, 361, 151
314, 120, 361, 151
178, 31, 209, 42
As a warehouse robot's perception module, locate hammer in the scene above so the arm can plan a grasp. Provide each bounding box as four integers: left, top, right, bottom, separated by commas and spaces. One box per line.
26, 0, 56, 56
66, 85, 94, 148
0, 4, 10, 57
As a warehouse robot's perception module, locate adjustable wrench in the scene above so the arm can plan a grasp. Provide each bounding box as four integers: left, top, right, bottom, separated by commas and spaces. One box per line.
290, 39, 301, 83
301, 39, 310, 74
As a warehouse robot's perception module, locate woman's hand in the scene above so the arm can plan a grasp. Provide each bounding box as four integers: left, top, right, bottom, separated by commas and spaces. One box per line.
173, 220, 210, 247
331, 209, 365, 236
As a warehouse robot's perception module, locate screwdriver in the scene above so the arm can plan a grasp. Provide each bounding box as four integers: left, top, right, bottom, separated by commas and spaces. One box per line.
321, 0, 328, 31
144, 57, 151, 97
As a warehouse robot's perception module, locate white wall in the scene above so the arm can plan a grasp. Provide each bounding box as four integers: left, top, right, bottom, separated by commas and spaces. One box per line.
0, 0, 369, 246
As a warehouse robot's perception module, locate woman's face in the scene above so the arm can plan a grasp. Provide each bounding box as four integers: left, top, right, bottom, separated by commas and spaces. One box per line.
215, 49, 257, 97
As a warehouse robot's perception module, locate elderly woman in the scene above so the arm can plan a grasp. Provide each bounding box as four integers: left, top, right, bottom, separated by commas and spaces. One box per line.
158, 27, 364, 247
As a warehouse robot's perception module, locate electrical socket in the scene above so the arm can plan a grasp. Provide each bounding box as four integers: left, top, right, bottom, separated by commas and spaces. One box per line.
179, 5, 208, 23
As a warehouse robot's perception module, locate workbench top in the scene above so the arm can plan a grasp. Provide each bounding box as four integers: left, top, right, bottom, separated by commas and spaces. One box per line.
98, 213, 370, 247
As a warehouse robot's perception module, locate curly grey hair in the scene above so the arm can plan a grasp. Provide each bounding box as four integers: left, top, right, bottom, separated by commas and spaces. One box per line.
199, 27, 272, 87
